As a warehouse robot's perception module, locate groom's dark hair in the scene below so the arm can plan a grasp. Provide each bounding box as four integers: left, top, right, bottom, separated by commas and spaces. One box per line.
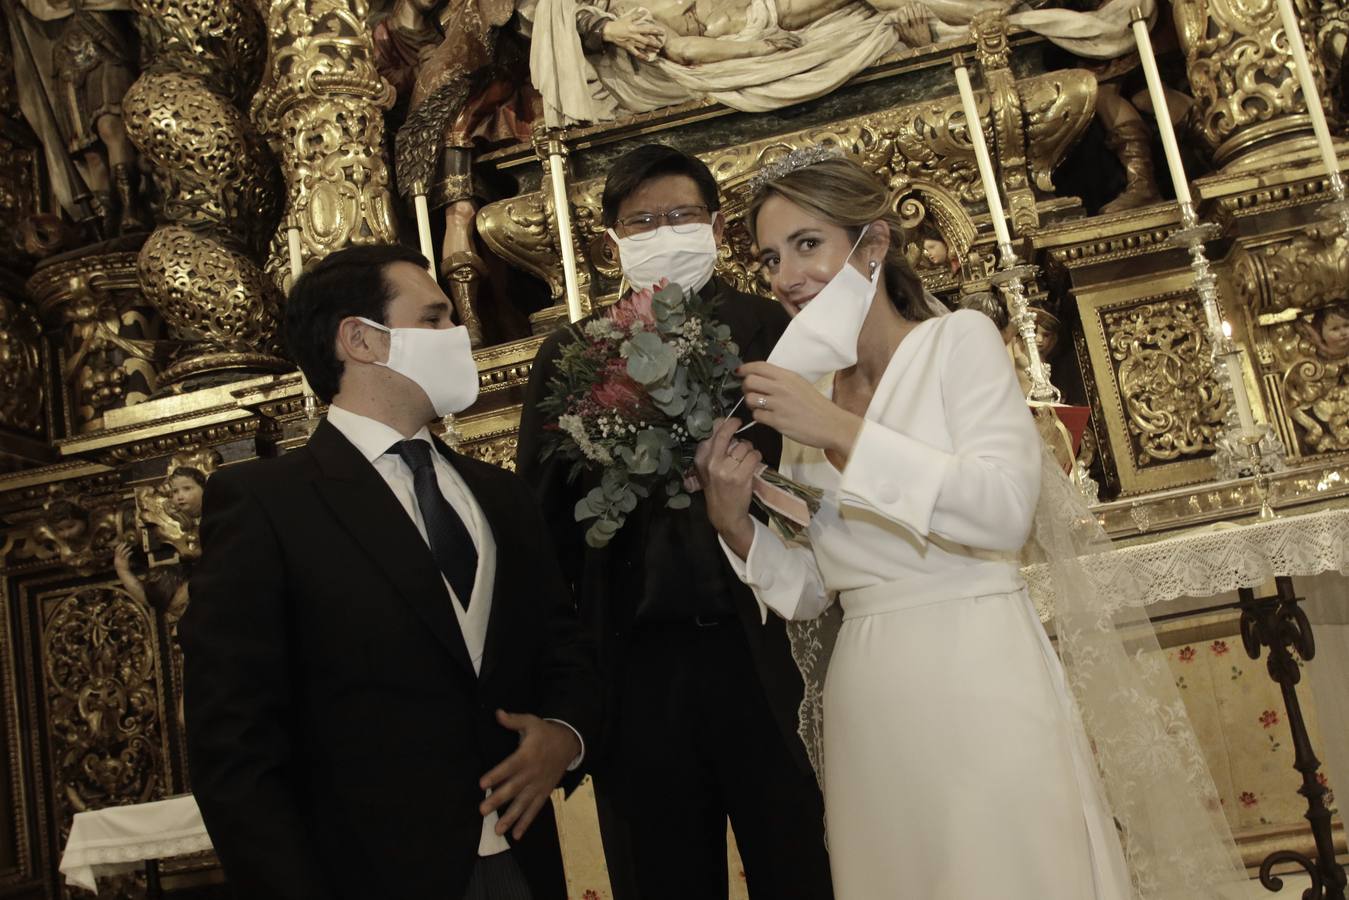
602, 144, 722, 226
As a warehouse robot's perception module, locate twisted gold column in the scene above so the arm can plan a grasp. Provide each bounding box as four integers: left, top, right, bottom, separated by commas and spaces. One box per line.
251, 0, 398, 285
124, 0, 289, 385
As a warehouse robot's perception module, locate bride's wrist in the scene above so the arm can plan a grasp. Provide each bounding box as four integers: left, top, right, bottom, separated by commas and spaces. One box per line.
719, 514, 756, 560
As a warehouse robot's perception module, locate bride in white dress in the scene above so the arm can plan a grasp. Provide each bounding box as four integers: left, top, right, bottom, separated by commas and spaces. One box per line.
695, 154, 1246, 899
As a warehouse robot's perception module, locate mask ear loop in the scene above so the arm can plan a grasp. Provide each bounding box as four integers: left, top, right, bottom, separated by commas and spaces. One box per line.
732, 226, 880, 435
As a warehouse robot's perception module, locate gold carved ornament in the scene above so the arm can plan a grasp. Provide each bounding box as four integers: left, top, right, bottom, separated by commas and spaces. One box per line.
1235, 233, 1349, 456
1174, 0, 1326, 166
124, 0, 288, 382
0, 288, 45, 435
251, 0, 398, 284
1104, 298, 1225, 466
42, 588, 166, 827
478, 71, 1095, 311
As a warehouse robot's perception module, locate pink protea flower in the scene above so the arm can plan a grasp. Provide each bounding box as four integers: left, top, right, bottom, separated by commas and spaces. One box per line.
608, 278, 669, 330
591, 361, 646, 414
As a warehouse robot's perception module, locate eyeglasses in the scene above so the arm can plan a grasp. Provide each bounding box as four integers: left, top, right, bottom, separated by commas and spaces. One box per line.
614, 205, 711, 240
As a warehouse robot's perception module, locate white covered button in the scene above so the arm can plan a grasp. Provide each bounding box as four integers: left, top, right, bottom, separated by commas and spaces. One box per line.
877, 482, 900, 505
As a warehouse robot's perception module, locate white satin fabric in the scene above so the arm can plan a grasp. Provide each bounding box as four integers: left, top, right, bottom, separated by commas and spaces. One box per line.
723, 310, 1133, 898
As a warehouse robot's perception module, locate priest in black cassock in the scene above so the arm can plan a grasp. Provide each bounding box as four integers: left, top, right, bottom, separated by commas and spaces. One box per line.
517, 144, 832, 900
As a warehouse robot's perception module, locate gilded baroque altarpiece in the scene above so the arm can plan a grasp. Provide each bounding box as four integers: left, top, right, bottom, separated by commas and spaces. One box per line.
0, 0, 1347, 895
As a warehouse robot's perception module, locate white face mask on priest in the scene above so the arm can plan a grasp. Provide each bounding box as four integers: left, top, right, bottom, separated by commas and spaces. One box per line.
602, 149, 726, 297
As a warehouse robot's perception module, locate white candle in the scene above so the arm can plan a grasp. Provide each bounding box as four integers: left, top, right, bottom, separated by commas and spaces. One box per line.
1275, 0, 1341, 181
546, 149, 585, 323
286, 222, 304, 283
953, 59, 1013, 248
413, 191, 438, 279
1130, 12, 1193, 206
1224, 350, 1258, 435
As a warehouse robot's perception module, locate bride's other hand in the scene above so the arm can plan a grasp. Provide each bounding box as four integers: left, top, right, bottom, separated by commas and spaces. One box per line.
739, 362, 863, 457
694, 417, 759, 559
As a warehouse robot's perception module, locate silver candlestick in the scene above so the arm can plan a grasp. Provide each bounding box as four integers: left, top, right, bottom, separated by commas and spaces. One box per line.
1168, 202, 1286, 481
988, 242, 1061, 406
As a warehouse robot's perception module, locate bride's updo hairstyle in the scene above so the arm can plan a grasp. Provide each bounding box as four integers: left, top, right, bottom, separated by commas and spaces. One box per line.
747, 155, 934, 323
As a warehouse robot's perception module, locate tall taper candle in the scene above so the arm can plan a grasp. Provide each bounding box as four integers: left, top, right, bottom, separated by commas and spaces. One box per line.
412, 185, 438, 279
1130, 9, 1193, 206
286, 219, 304, 283
952, 58, 1013, 248
1275, 0, 1341, 182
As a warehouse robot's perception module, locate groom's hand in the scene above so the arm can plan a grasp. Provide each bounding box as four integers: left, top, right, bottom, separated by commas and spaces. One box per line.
480, 711, 581, 839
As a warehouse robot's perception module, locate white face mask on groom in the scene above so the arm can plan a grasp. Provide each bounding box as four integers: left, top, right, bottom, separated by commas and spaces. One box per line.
767, 228, 881, 384
356, 318, 480, 417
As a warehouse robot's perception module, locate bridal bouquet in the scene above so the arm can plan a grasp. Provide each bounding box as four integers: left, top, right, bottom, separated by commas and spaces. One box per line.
538, 280, 821, 548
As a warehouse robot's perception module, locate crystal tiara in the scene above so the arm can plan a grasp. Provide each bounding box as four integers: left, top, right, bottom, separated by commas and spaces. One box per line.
745, 144, 847, 196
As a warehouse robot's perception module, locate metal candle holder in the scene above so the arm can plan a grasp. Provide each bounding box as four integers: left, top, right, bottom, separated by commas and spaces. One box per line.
1167, 202, 1285, 484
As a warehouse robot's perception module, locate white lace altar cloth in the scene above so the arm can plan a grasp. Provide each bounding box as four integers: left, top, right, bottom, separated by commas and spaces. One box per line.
60, 795, 211, 892
1022, 507, 1349, 618
1024, 505, 1349, 811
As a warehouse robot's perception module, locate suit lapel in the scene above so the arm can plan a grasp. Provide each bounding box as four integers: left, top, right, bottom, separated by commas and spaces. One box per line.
308, 421, 475, 676
435, 438, 513, 686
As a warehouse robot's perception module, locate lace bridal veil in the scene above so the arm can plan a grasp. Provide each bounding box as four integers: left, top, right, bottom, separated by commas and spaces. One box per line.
784, 294, 1248, 898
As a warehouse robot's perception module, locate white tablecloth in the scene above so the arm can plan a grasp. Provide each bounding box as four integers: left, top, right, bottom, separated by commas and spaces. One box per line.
60, 794, 211, 892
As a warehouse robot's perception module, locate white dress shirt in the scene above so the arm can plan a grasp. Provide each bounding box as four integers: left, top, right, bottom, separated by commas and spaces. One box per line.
325, 404, 582, 856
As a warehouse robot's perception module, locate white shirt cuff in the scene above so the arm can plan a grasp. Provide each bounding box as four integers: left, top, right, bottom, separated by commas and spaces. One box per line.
544, 718, 585, 771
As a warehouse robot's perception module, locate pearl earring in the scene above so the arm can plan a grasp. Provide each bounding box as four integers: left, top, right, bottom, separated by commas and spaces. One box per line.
868, 260, 878, 272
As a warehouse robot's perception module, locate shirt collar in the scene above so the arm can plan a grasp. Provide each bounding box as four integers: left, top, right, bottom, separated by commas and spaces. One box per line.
325, 404, 434, 463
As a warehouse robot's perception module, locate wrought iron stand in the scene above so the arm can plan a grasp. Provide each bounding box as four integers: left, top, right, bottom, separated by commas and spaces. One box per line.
1239, 577, 1347, 898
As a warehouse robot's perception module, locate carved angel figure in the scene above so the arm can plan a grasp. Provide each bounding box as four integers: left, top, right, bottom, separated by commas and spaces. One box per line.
1278, 303, 1349, 454
114, 455, 214, 625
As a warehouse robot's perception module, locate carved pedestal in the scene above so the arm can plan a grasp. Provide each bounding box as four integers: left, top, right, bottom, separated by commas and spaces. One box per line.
26, 249, 163, 436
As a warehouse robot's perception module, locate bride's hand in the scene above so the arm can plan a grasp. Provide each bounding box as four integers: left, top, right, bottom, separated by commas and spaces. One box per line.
694, 418, 759, 558
739, 362, 863, 456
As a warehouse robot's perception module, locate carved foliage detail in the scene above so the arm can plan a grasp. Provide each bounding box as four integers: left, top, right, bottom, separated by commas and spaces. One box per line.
43, 588, 165, 827
1105, 299, 1224, 466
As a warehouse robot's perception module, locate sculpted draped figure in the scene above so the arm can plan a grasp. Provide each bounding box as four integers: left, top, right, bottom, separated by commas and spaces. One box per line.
527, 0, 1159, 125
6, 0, 148, 237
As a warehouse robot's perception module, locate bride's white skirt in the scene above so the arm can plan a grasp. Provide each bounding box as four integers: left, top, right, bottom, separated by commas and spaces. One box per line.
822, 561, 1133, 900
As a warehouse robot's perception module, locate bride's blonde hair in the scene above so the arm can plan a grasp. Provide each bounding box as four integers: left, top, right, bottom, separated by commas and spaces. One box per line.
747, 157, 933, 322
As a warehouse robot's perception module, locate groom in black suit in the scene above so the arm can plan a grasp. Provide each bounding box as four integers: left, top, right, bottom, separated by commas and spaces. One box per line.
182, 243, 600, 900
517, 145, 832, 900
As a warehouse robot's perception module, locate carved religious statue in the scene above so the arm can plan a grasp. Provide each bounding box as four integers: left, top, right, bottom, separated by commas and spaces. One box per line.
372, 0, 664, 344
528, 0, 1157, 125
5, 0, 148, 238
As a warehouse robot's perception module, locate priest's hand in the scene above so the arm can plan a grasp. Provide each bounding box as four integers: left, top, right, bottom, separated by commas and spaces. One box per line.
694, 417, 759, 560
480, 711, 581, 839
738, 362, 863, 459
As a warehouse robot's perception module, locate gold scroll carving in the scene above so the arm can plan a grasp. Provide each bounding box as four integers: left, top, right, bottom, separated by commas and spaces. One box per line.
251, 0, 398, 280
480, 67, 1097, 317
0, 282, 44, 438
1102, 295, 1226, 469
26, 252, 161, 433
41, 587, 168, 831
1234, 232, 1349, 456
1174, 0, 1333, 168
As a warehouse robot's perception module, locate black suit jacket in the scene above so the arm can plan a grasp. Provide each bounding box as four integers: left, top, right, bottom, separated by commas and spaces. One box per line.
516, 278, 812, 776
182, 420, 602, 900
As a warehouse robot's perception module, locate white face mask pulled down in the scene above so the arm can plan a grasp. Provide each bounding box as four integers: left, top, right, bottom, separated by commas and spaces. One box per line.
766, 228, 881, 384
609, 221, 720, 294
357, 318, 479, 417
